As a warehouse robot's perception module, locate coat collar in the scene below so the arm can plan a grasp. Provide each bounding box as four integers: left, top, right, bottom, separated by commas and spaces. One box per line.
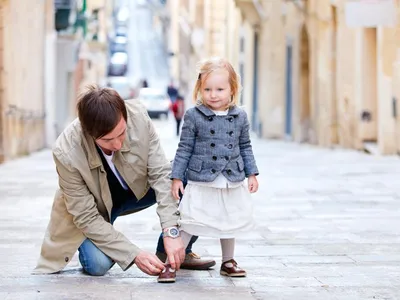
82, 127, 131, 170
195, 104, 240, 116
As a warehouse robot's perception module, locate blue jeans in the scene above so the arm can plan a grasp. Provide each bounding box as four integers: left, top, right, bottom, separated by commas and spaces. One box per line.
78, 188, 197, 276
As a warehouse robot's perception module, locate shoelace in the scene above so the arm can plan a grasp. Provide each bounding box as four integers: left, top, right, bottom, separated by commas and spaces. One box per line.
161, 267, 176, 273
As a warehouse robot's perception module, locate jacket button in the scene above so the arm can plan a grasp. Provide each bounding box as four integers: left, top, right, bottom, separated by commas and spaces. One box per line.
212, 156, 217, 160
210, 143, 215, 147
227, 169, 232, 175
210, 129, 215, 135
225, 156, 229, 161
208, 116, 213, 121
211, 169, 216, 173
229, 131, 234, 136
227, 144, 233, 149
228, 117, 233, 122
65, 257, 69, 262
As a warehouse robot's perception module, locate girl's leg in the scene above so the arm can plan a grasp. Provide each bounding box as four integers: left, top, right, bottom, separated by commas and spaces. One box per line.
220, 238, 235, 263
220, 238, 246, 277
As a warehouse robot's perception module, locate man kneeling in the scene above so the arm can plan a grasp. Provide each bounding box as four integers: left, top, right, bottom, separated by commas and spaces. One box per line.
33, 85, 215, 276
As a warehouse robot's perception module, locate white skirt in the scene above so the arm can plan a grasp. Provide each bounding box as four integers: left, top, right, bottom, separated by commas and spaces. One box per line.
178, 182, 255, 238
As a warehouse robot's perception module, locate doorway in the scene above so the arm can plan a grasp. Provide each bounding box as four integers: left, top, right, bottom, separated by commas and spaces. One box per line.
299, 26, 310, 142
252, 32, 259, 134
285, 44, 293, 138
361, 28, 378, 152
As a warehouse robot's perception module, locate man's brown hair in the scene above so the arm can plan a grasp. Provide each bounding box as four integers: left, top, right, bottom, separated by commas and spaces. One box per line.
77, 85, 128, 139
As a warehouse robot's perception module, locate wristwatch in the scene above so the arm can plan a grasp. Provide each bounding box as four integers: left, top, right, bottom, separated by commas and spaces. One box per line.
163, 226, 180, 238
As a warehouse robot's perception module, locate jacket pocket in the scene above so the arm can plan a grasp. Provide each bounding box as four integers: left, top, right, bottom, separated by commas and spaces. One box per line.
188, 158, 203, 172
236, 157, 244, 172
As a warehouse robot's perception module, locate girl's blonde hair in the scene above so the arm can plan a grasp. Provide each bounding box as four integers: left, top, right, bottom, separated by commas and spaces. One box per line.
193, 57, 242, 108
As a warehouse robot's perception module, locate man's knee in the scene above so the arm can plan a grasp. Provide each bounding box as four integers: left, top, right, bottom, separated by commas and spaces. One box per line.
82, 254, 114, 276
83, 261, 112, 276
79, 239, 114, 276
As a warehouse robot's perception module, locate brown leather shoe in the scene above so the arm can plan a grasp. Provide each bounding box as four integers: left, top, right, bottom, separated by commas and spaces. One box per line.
157, 264, 176, 283
220, 259, 247, 277
181, 252, 216, 270
156, 251, 216, 270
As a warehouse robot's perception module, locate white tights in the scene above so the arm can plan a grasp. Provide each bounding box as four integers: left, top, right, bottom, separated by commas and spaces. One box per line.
180, 230, 235, 263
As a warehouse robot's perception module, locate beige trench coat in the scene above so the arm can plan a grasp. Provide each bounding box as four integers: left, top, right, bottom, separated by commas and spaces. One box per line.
33, 100, 178, 274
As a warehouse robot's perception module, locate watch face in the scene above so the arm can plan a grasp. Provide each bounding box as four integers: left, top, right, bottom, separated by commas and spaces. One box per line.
170, 228, 179, 236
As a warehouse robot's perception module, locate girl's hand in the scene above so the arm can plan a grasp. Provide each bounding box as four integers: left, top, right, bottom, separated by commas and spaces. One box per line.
171, 179, 184, 200
247, 175, 258, 193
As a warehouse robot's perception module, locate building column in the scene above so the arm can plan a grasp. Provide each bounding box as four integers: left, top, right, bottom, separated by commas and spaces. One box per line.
377, 27, 397, 154
44, 0, 57, 147
0, 0, 5, 162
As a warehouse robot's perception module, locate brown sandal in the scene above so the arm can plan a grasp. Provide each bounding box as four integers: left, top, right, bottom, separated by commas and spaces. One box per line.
220, 259, 247, 277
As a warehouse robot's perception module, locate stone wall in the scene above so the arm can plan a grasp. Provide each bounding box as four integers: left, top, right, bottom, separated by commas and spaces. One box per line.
236, 0, 400, 155
0, 0, 48, 161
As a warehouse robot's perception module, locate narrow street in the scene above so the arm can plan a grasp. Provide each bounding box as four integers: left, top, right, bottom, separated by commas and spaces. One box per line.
1, 1, 400, 299
127, 0, 170, 90
1, 116, 400, 299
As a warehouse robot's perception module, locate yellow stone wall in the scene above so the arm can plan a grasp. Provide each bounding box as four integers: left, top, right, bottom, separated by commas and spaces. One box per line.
0, 0, 49, 161
167, 0, 400, 155
234, 0, 400, 154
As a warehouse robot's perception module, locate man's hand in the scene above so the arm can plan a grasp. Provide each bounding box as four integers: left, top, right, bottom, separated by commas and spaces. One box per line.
171, 179, 184, 200
134, 251, 165, 276
163, 236, 185, 270
248, 175, 259, 193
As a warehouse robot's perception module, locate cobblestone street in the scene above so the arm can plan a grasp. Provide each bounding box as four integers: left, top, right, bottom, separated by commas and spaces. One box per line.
1, 118, 400, 299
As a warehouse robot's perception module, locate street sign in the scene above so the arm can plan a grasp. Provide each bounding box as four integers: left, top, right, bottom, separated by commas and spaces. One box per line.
345, 0, 397, 27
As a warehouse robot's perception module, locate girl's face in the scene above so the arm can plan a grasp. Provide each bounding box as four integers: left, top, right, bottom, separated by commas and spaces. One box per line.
201, 69, 232, 111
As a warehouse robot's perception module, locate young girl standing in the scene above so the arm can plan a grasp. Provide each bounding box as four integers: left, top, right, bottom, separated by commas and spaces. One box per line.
158, 57, 259, 283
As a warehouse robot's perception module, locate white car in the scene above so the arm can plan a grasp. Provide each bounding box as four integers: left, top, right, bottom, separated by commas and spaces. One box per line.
138, 88, 171, 119
108, 52, 128, 76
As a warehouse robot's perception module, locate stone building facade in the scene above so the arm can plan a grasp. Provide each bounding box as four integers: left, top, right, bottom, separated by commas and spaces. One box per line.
162, 0, 400, 155
235, 0, 400, 155
0, 0, 110, 163
0, 0, 53, 162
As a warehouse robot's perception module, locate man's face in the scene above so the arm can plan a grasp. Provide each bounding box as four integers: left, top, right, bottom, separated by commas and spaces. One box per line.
95, 117, 127, 155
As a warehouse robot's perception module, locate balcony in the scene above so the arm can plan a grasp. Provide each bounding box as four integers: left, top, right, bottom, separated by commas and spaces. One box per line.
55, 0, 77, 31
